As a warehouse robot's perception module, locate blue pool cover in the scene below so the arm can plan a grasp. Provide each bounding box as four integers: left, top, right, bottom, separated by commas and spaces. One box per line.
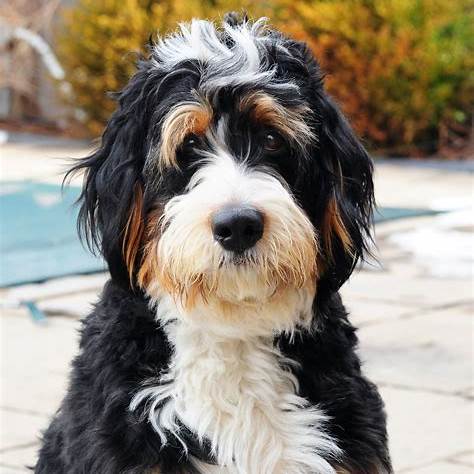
1, 182, 105, 287
0, 181, 440, 287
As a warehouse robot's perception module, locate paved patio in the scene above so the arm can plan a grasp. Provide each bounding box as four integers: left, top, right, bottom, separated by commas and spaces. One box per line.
1, 139, 473, 472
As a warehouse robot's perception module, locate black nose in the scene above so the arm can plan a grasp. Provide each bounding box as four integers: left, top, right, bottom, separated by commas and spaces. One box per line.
212, 206, 264, 253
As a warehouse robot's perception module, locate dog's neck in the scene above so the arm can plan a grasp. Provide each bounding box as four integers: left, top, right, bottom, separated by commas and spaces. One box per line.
132, 297, 340, 473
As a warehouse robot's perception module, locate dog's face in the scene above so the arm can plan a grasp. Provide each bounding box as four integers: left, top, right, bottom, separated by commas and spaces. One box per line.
73, 18, 373, 336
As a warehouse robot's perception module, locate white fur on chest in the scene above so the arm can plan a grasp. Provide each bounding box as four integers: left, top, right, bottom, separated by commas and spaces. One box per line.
131, 308, 340, 474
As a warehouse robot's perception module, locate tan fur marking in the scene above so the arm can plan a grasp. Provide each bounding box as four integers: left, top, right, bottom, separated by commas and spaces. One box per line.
335, 464, 388, 474
240, 92, 314, 144
322, 196, 353, 260
160, 100, 213, 169
123, 184, 145, 285
136, 208, 162, 289
259, 211, 318, 288
335, 467, 352, 474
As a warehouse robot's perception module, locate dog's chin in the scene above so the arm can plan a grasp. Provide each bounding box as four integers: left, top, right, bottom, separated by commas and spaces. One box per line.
222, 249, 265, 266
213, 261, 280, 303
147, 259, 317, 338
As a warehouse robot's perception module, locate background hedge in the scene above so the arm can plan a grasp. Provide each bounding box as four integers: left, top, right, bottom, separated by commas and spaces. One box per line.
57, 0, 473, 156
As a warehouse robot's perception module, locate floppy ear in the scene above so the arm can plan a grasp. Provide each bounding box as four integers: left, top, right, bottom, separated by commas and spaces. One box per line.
286, 39, 374, 291
316, 93, 374, 291
66, 68, 151, 286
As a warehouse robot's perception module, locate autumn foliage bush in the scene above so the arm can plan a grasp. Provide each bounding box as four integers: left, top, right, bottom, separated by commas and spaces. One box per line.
57, 0, 473, 155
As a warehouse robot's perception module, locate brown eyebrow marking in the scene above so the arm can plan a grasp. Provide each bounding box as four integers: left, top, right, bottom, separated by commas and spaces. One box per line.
159, 99, 213, 169
239, 92, 314, 145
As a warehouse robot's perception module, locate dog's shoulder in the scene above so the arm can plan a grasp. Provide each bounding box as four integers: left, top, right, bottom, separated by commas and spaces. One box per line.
277, 292, 392, 473
37, 281, 186, 474
277, 291, 358, 371
79, 280, 171, 365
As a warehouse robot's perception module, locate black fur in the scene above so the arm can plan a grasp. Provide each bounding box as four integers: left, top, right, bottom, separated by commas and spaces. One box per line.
35, 282, 193, 473
37, 16, 391, 474
278, 292, 391, 473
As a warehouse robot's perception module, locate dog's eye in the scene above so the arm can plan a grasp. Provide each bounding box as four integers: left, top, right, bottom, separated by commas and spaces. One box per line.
182, 134, 200, 151
176, 134, 205, 169
263, 132, 285, 153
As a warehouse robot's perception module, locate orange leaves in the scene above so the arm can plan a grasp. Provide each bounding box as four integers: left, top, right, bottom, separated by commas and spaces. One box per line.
270, 0, 473, 154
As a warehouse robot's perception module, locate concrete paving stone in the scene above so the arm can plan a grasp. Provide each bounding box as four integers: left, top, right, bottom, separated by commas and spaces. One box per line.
0, 465, 29, 473
0, 143, 90, 186
380, 386, 473, 472
0, 409, 46, 451
1, 372, 69, 419
1, 312, 80, 415
374, 164, 474, 209
388, 209, 473, 280
381, 260, 432, 279
0, 443, 39, 472
373, 215, 437, 240
370, 244, 413, 268
38, 290, 100, 318
5, 273, 108, 304
358, 305, 473, 394
342, 267, 473, 308
405, 461, 473, 473
342, 296, 420, 326
458, 387, 474, 399
451, 451, 474, 466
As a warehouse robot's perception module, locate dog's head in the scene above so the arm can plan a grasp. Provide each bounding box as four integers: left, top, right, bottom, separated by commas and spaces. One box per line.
71, 16, 373, 336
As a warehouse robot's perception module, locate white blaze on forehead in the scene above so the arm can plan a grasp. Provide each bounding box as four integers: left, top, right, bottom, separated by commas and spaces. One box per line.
152, 18, 294, 90
184, 149, 279, 205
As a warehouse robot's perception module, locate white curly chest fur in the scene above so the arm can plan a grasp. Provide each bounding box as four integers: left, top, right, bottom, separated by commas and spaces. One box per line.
132, 304, 340, 474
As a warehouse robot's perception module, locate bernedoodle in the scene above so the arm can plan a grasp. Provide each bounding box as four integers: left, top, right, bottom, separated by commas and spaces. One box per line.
36, 13, 391, 474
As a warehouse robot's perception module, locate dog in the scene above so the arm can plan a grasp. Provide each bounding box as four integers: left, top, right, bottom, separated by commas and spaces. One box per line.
36, 14, 391, 474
